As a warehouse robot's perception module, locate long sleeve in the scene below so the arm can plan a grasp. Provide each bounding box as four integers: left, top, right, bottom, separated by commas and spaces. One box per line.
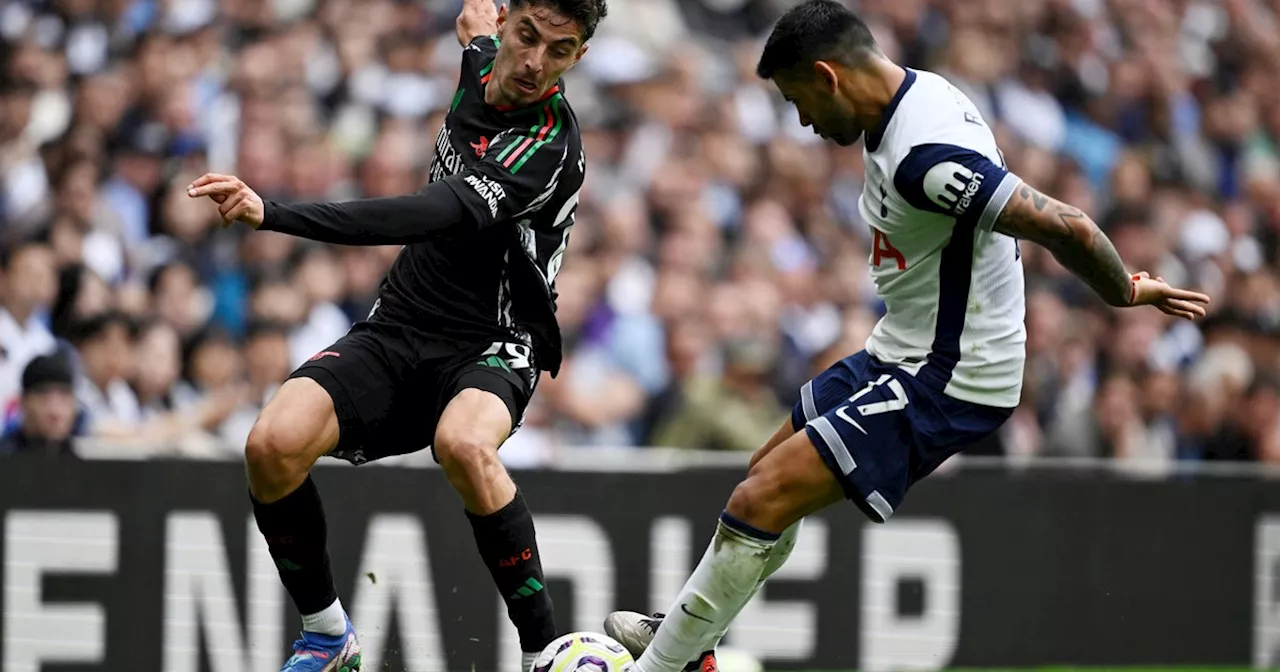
259, 181, 469, 245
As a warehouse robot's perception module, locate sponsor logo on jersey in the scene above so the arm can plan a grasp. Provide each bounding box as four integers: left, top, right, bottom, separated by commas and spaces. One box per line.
464, 173, 508, 218
924, 161, 984, 217
429, 126, 468, 182
471, 136, 489, 157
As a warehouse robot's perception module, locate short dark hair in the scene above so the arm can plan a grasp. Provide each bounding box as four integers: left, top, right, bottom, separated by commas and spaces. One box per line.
247, 265, 293, 294
243, 318, 290, 343
512, 0, 608, 43
67, 311, 135, 347
0, 236, 49, 272
756, 0, 879, 80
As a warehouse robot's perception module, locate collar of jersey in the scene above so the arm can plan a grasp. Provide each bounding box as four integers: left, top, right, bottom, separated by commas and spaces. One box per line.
489, 82, 563, 114
864, 68, 917, 153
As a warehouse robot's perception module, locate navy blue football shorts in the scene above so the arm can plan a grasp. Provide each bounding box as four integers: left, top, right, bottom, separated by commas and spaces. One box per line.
791, 350, 1013, 523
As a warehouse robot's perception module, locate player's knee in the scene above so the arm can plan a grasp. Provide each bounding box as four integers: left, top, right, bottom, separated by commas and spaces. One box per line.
726, 471, 785, 530
244, 415, 304, 477
434, 427, 502, 483
245, 381, 337, 486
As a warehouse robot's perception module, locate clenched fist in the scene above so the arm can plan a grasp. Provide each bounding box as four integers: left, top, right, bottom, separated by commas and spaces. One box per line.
187, 173, 265, 228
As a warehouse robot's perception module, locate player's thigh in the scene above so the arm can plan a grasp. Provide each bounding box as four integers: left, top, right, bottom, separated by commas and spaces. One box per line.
747, 419, 800, 471
728, 429, 845, 534
792, 350, 916, 523
250, 377, 340, 458
434, 338, 538, 455
280, 322, 419, 465
434, 386, 516, 464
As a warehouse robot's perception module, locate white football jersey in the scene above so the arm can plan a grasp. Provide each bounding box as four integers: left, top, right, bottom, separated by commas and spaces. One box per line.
858, 69, 1025, 408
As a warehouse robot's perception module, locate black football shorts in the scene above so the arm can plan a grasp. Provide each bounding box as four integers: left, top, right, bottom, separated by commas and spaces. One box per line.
289, 319, 539, 465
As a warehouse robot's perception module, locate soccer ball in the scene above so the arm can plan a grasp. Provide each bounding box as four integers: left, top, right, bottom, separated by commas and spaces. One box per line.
529, 632, 635, 672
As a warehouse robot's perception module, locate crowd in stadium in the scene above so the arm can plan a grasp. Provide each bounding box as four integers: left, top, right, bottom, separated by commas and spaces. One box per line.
1, 0, 1278, 467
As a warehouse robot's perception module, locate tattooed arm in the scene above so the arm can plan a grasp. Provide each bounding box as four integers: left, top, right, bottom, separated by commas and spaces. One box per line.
994, 181, 1210, 319
994, 183, 1132, 306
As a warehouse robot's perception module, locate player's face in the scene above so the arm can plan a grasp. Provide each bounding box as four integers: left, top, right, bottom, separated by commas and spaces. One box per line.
492, 3, 588, 108
772, 67, 861, 146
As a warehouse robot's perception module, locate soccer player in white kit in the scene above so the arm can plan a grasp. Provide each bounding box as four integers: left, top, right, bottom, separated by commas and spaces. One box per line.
602, 2, 1212, 671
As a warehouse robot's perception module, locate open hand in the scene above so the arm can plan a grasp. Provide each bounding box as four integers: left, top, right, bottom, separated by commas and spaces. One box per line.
187, 173, 265, 228
1129, 271, 1210, 320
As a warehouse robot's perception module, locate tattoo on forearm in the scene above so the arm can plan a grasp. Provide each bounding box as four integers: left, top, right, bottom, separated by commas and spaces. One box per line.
1053, 211, 1132, 306
997, 184, 1132, 307
1020, 184, 1048, 211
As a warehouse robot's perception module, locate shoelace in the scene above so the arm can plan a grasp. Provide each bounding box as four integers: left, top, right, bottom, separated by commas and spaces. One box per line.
286, 638, 333, 666
640, 613, 665, 634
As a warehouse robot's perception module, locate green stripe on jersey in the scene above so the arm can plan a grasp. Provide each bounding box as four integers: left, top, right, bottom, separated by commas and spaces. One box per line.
495, 107, 545, 164
479, 61, 495, 77
511, 95, 564, 174
450, 87, 465, 112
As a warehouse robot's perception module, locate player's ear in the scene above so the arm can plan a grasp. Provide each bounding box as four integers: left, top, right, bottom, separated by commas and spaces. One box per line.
814, 61, 839, 93
575, 42, 589, 63
496, 5, 509, 30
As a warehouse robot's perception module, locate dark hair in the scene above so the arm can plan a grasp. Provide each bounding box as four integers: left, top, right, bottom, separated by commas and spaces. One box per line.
511, 0, 608, 43
147, 260, 196, 295
67, 310, 135, 347
180, 324, 235, 383
243, 318, 290, 343
0, 236, 49, 271
756, 0, 879, 80
51, 263, 93, 339
247, 265, 293, 294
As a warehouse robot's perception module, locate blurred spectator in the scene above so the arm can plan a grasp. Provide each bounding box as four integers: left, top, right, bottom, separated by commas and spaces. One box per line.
220, 319, 292, 450
0, 239, 58, 415
8, 0, 1280, 466
0, 353, 78, 458
50, 263, 112, 338
67, 311, 238, 454
650, 336, 787, 452
288, 246, 352, 368
69, 311, 143, 430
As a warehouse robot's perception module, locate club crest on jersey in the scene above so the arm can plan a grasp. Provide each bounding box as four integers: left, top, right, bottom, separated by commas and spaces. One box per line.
471, 136, 489, 157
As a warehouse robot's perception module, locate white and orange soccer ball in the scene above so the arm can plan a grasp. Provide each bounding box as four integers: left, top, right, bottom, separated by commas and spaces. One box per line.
530, 632, 635, 672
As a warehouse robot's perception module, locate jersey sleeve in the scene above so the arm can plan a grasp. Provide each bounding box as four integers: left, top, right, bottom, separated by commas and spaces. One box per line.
892, 143, 1020, 232
439, 109, 575, 227
460, 35, 499, 76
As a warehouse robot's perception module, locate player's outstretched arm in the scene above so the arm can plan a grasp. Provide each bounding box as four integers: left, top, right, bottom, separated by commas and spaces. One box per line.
457, 0, 499, 47
993, 181, 1210, 320
187, 173, 472, 245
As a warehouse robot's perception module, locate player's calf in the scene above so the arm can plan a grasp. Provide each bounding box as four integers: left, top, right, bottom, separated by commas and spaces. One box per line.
245, 376, 353, 656
604, 519, 804, 666
435, 387, 557, 670
627, 434, 840, 672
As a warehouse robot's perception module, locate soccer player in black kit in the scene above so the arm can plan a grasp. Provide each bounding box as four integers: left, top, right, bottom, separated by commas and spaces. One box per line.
186, 0, 604, 668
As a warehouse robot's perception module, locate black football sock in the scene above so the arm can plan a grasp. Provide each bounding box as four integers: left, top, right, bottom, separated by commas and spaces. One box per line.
252, 476, 339, 618
466, 491, 557, 653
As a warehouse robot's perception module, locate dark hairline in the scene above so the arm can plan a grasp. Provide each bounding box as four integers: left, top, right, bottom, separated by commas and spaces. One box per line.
757, 48, 875, 81
509, 0, 596, 43
755, 0, 880, 80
